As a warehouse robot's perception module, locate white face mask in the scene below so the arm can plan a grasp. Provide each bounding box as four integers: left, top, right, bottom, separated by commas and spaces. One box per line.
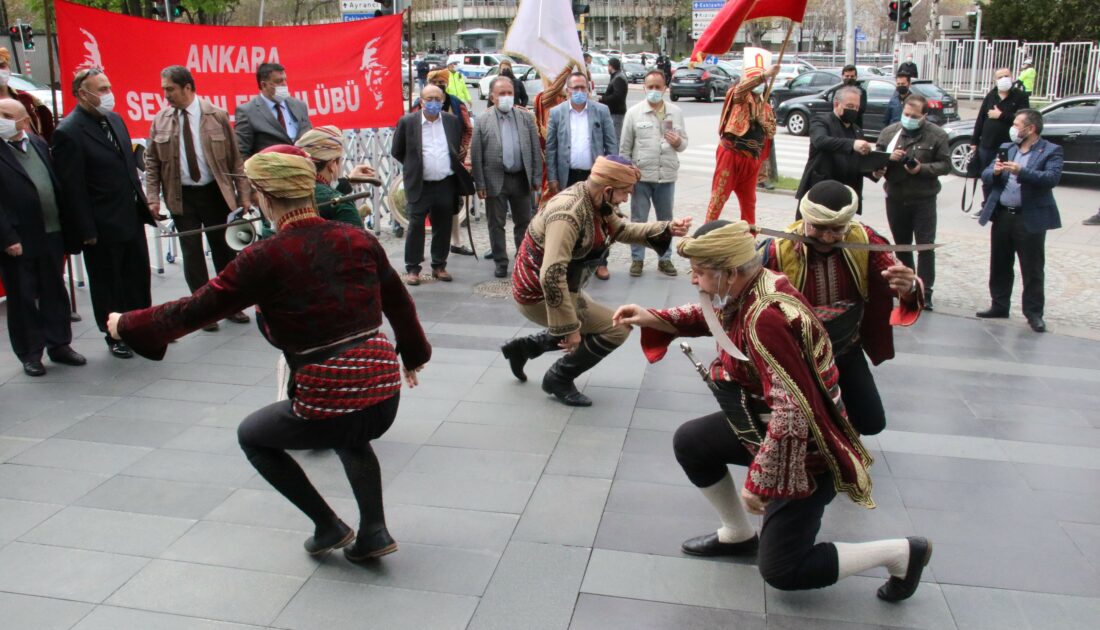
0, 118, 19, 140
496, 95, 514, 113
0, 69, 10, 86
996, 77, 1013, 91
1009, 126, 1026, 144
273, 85, 290, 103
93, 91, 115, 114
708, 270, 732, 309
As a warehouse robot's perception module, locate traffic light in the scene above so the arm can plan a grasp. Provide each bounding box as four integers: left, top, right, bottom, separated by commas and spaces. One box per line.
20, 23, 33, 50
899, 0, 912, 32
151, 2, 185, 19
888, 1, 898, 21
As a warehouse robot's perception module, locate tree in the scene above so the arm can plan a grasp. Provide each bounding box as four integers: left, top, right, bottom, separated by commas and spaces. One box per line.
981, 0, 1100, 43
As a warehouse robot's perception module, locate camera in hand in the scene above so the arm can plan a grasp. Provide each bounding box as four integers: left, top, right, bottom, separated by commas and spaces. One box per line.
903, 156, 919, 170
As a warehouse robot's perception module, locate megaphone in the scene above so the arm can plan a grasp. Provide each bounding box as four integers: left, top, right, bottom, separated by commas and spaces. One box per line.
225, 209, 261, 251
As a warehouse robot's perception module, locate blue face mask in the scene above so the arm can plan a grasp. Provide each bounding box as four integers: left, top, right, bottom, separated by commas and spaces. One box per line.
423, 100, 443, 117
571, 91, 588, 106
900, 114, 922, 131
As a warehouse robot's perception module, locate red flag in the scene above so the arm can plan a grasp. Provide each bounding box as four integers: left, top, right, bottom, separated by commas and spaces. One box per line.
692, 0, 809, 61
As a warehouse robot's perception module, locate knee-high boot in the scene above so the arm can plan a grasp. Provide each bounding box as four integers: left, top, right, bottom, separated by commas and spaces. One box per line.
501, 331, 560, 382
541, 334, 613, 407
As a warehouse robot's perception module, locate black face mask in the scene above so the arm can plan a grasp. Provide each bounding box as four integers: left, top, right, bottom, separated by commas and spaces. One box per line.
840, 109, 859, 124
896, 85, 910, 96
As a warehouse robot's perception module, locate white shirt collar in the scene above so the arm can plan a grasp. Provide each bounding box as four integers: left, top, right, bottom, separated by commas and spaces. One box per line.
179, 97, 202, 118
569, 103, 589, 115
421, 111, 442, 125
260, 93, 280, 110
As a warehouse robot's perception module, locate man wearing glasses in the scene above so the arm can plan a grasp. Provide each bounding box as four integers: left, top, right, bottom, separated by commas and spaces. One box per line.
758, 180, 922, 436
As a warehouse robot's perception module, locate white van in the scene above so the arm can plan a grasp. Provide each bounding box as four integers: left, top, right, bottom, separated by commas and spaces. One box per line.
447, 53, 515, 85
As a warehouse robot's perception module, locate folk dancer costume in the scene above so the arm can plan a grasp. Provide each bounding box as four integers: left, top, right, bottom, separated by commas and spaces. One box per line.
503, 156, 675, 407
533, 64, 577, 205
296, 125, 363, 228
113, 150, 431, 562
0, 48, 55, 142
705, 58, 777, 225
758, 181, 923, 436
634, 221, 931, 600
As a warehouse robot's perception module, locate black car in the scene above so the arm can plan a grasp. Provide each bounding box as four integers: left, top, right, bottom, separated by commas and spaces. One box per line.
422, 54, 447, 71
623, 63, 648, 83
776, 79, 959, 139
767, 70, 841, 109
670, 64, 738, 103
942, 94, 1100, 177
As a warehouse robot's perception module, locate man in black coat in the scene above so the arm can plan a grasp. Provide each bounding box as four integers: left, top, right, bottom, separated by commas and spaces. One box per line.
0, 99, 86, 375
391, 85, 472, 286
52, 69, 155, 359
600, 57, 629, 140
796, 86, 875, 215
971, 68, 1030, 200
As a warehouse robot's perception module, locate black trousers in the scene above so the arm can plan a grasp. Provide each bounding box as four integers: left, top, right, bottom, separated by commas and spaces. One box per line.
673, 412, 840, 591
989, 207, 1046, 318
976, 147, 998, 200
0, 232, 72, 362
82, 231, 152, 333
486, 171, 532, 262
237, 394, 399, 535
404, 175, 456, 273
173, 183, 237, 294
835, 348, 886, 436
885, 194, 937, 291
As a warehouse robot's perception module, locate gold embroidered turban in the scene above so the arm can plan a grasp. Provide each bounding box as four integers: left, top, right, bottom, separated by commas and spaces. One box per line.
677, 220, 757, 269
245, 145, 317, 199
295, 125, 344, 162
589, 155, 641, 190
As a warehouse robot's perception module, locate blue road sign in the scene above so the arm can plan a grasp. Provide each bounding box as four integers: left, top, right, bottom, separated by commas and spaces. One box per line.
342, 13, 374, 21
704, 54, 719, 65
692, 1, 725, 10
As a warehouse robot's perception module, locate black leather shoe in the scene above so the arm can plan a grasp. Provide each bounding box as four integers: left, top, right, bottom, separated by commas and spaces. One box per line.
681, 532, 759, 557
48, 346, 87, 366
202, 322, 220, 331
1027, 316, 1047, 333
304, 521, 354, 556
483, 249, 494, 259
344, 528, 398, 562
494, 262, 508, 278
877, 537, 933, 602
226, 311, 251, 324
541, 371, 592, 406
450, 244, 475, 256
923, 297, 934, 311
976, 307, 1009, 319
23, 361, 46, 377
108, 340, 133, 359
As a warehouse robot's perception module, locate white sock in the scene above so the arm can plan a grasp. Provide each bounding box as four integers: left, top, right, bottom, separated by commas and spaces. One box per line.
834, 539, 910, 580
699, 473, 755, 543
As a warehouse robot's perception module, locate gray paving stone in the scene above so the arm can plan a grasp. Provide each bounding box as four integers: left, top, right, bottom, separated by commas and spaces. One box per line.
513, 475, 611, 547
162, 425, 242, 455
881, 452, 1029, 487
0, 592, 94, 630
0, 463, 108, 504
385, 470, 536, 513
0, 542, 148, 603
594, 510, 759, 562
930, 540, 1100, 596
1015, 462, 1100, 495
77, 475, 234, 519
605, 479, 716, 520
765, 614, 922, 630
122, 448, 257, 486
569, 593, 766, 630
764, 575, 955, 629
274, 577, 478, 630
629, 407, 686, 432
20, 506, 195, 557
545, 425, 626, 479
635, 389, 717, 414
447, 399, 572, 431
314, 541, 499, 596
72, 606, 264, 630
567, 387, 640, 427
10, 438, 152, 475
193, 347, 280, 369
0, 436, 38, 462
203, 488, 358, 533
395, 395, 460, 422
134, 378, 243, 403
941, 583, 1100, 630
404, 445, 547, 483
161, 521, 321, 578
0, 498, 63, 545
428, 421, 562, 455
469, 541, 591, 630
895, 477, 1051, 519
99, 396, 224, 424
229, 385, 278, 407
376, 418, 441, 444
1061, 521, 1100, 564
581, 548, 765, 613
614, 451, 692, 486
106, 559, 304, 626
386, 503, 518, 552
54, 415, 191, 447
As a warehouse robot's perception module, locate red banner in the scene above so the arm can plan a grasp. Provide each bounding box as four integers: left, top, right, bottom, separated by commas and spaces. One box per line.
54, 0, 404, 138
692, 0, 808, 59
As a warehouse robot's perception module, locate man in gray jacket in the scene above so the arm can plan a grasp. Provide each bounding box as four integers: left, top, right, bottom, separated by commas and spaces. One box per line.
620, 70, 688, 277
471, 77, 542, 278
873, 93, 950, 308
234, 63, 313, 158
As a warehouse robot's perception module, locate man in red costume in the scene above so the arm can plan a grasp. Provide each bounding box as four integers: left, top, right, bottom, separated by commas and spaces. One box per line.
705, 58, 779, 224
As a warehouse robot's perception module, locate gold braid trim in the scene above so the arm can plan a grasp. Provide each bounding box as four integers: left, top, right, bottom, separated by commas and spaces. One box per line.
774, 220, 871, 300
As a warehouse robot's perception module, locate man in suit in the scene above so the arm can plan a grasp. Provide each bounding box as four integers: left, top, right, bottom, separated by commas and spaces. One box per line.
391, 85, 469, 286
145, 66, 251, 330
234, 63, 313, 159
977, 109, 1063, 333
52, 68, 154, 359
0, 99, 85, 375
796, 86, 875, 215
545, 72, 617, 278
471, 76, 542, 279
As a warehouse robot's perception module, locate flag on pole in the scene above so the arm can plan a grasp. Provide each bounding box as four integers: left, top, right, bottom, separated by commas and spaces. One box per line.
503, 0, 586, 81
692, 0, 809, 62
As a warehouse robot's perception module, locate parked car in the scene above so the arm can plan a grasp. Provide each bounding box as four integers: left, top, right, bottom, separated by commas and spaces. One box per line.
448, 53, 515, 85
477, 64, 543, 101
587, 54, 611, 95
819, 65, 887, 78
776, 78, 959, 138
623, 62, 648, 83
941, 94, 1100, 177
670, 64, 738, 103
767, 70, 841, 109
775, 63, 811, 84
9, 73, 62, 115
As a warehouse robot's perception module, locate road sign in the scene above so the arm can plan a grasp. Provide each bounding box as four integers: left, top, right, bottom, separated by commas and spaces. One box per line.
704, 54, 719, 64
691, 1, 725, 40
341, 0, 380, 11
856, 32, 867, 42
342, 13, 375, 21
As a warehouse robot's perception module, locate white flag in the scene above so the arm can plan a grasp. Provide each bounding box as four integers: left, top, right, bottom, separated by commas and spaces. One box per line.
502, 0, 585, 84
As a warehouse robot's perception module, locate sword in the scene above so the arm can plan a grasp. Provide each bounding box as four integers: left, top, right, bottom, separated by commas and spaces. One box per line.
680, 342, 714, 386
156, 190, 376, 239
751, 225, 942, 252
464, 195, 478, 263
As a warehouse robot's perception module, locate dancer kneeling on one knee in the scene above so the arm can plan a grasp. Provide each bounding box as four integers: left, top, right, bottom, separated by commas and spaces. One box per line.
107, 146, 430, 562
612, 219, 931, 601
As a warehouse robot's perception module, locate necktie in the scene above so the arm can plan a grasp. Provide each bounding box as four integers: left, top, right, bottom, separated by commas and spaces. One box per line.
180, 109, 201, 183
274, 102, 287, 134
98, 119, 119, 153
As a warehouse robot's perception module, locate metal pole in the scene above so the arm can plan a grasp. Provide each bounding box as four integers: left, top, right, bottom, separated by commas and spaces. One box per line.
968, 5, 981, 101
844, 0, 854, 66
258, 0, 265, 26
165, 0, 172, 22
606, 0, 611, 49
43, 1, 58, 124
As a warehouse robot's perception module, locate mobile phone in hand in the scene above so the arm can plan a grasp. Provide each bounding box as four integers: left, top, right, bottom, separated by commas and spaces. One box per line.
663, 119, 674, 133
997, 149, 1008, 162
